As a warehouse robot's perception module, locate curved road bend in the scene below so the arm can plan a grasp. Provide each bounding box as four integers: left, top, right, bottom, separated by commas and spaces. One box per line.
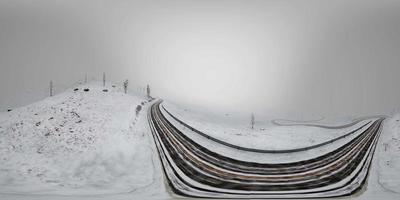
148, 100, 385, 199
162, 105, 374, 153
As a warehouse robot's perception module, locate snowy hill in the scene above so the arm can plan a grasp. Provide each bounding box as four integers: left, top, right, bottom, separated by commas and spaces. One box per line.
1, 84, 400, 200
0, 82, 155, 196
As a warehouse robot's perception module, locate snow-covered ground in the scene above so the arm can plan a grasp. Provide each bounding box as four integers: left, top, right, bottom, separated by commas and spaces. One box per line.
1, 87, 399, 199
0, 82, 169, 199
162, 101, 400, 199
162, 101, 373, 150
348, 113, 400, 200
377, 114, 400, 194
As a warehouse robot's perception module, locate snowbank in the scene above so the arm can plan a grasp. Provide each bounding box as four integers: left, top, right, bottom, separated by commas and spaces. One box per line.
377, 113, 400, 194
0, 82, 154, 195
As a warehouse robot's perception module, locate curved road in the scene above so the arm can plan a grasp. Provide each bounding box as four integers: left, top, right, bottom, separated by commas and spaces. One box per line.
148, 100, 384, 199
162, 105, 375, 153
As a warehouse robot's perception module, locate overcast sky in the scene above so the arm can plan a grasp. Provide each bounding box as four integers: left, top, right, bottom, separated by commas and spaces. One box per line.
1, 0, 400, 116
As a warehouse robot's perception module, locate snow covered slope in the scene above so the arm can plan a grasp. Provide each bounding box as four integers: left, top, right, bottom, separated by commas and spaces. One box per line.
0, 82, 155, 196
1, 86, 399, 200
377, 114, 400, 194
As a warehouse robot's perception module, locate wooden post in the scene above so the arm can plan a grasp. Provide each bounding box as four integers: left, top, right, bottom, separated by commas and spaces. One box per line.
384, 143, 389, 151
103, 72, 106, 87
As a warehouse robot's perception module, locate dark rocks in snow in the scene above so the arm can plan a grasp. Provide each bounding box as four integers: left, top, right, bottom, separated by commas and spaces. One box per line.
74, 88, 79, 91
48, 117, 54, 120
76, 120, 82, 123
36, 147, 43, 154
71, 111, 80, 118
35, 122, 41, 126
112, 85, 116, 88
102, 89, 108, 92
83, 88, 90, 92
7, 109, 12, 112
136, 105, 142, 116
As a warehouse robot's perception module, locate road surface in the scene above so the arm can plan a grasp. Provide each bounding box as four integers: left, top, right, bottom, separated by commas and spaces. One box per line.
148, 100, 384, 199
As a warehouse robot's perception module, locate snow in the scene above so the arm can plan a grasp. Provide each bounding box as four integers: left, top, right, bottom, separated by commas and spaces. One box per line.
162, 101, 372, 150
0, 82, 159, 197
161, 101, 400, 199
348, 114, 400, 200
161, 101, 378, 164
0, 86, 399, 199
376, 113, 400, 194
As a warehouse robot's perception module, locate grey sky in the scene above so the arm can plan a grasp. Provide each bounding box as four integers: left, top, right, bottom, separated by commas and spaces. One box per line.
1, 0, 400, 116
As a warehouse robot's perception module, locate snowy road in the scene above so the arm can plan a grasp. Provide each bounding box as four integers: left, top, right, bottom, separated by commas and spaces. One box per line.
148, 100, 385, 199
162, 105, 373, 153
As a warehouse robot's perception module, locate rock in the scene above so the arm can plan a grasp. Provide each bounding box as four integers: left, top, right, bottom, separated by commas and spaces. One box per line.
83, 88, 90, 92
136, 105, 142, 116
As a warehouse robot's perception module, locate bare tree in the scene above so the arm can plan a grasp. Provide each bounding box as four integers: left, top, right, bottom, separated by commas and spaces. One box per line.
146, 84, 151, 98
251, 113, 255, 129
102, 72, 106, 87
123, 79, 129, 94
50, 81, 53, 97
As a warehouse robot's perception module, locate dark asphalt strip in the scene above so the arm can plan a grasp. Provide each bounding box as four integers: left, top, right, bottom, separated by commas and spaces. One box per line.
158, 102, 379, 174
160, 117, 378, 185
162, 105, 373, 153
153, 103, 380, 190
149, 100, 384, 198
